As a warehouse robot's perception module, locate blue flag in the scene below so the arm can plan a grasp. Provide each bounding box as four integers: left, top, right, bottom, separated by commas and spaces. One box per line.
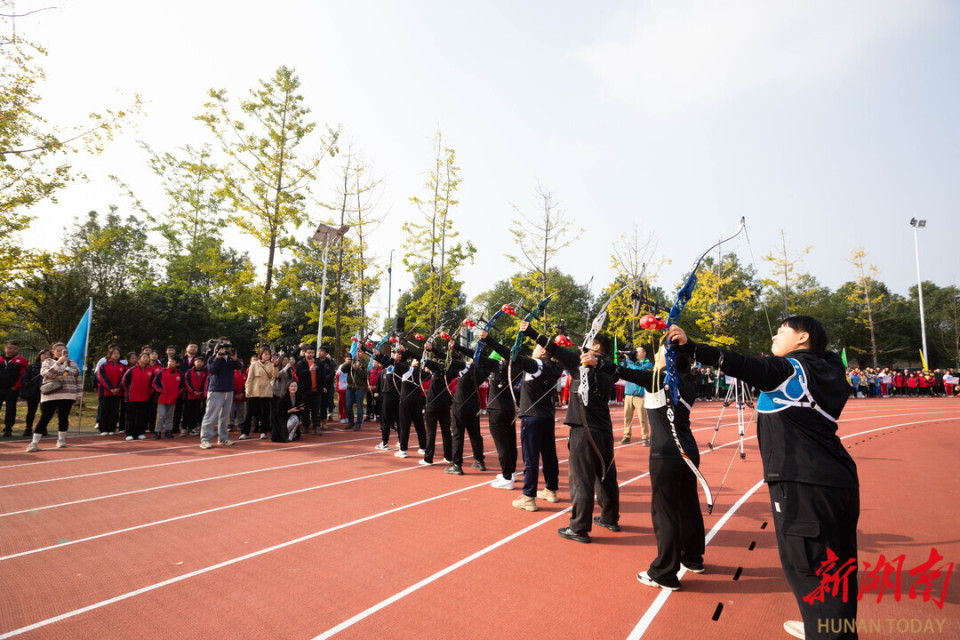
350, 329, 360, 359
66, 300, 93, 370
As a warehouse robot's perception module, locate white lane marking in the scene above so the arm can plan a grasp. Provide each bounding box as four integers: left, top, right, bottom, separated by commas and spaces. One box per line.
0, 479, 492, 640
311, 470, 652, 640
0, 435, 378, 484
626, 417, 948, 639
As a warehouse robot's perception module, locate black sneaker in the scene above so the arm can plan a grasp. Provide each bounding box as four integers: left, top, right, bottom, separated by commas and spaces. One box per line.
22, 430, 33, 438
444, 464, 464, 475
471, 460, 486, 471
681, 561, 705, 574
593, 516, 621, 532
557, 527, 591, 543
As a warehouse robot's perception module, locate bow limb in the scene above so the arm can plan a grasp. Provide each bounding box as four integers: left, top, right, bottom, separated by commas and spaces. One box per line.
663, 217, 745, 514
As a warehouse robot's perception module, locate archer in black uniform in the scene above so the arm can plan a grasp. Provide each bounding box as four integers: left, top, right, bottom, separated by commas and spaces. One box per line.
482, 323, 565, 510
444, 341, 498, 475
583, 344, 705, 590
474, 335, 523, 490
409, 342, 454, 466
392, 347, 429, 458
533, 328, 620, 543
668, 317, 858, 640
363, 344, 401, 450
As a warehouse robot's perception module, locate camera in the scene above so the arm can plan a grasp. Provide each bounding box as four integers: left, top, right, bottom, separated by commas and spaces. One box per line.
205, 338, 234, 359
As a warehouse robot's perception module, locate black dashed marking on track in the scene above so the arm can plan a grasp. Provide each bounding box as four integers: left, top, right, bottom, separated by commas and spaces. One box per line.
760, 521, 767, 529
733, 567, 743, 581
712, 603, 724, 621
748, 541, 756, 550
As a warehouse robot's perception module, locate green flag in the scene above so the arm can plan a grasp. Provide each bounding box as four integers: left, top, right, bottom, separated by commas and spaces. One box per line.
489, 350, 503, 362
841, 348, 848, 367
614, 336, 619, 364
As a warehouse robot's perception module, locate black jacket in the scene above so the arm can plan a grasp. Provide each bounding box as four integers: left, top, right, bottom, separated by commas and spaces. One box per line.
682, 341, 857, 488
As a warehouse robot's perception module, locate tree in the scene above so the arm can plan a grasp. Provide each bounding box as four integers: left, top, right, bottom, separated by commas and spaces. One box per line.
607, 222, 660, 344
401, 131, 475, 328
197, 65, 340, 338
64, 208, 153, 298
323, 143, 386, 359
684, 253, 759, 350
506, 187, 581, 327
761, 230, 816, 317
847, 249, 883, 368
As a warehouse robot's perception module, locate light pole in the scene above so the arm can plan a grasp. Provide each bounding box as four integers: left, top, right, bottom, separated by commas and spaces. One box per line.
910, 218, 928, 368
313, 222, 350, 349
387, 249, 394, 320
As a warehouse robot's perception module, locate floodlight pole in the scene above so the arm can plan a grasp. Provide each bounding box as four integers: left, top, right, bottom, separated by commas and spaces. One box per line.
313, 223, 350, 350
387, 249, 394, 319
910, 218, 928, 367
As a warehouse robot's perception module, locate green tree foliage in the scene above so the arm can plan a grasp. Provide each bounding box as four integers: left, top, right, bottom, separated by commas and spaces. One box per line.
198, 65, 340, 337
401, 131, 475, 328
683, 253, 760, 350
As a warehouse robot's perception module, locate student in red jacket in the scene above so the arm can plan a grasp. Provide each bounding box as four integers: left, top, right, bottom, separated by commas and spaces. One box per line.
122, 352, 155, 440
229, 358, 248, 431
97, 347, 126, 435
153, 355, 183, 439
0, 341, 29, 437
181, 356, 208, 436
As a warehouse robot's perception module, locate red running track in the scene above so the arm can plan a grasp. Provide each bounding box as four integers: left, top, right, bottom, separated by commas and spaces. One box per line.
0, 398, 957, 639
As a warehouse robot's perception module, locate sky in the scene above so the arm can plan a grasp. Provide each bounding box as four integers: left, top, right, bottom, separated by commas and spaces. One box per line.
13, 0, 960, 323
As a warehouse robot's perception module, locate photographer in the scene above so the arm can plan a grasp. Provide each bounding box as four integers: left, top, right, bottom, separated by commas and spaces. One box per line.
199, 340, 243, 449
621, 346, 652, 446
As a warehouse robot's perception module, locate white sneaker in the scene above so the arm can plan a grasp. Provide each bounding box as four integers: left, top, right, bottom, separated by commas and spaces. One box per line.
26, 442, 39, 452
99, 431, 109, 436
511, 472, 522, 482
137, 435, 146, 440
783, 620, 805, 640
200, 441, 212, 449
418, 459, 433, 466
56, 439, 68, 448
417, 448, 426, 455
394, 450, 408, 458
218, 440, 234, 446
490, 476, 515, 490
375, 442, 390, 451
637, 571, 679, 591
260, 433, 267, 439
238, 434, 248, 440
125, 436, 134, 441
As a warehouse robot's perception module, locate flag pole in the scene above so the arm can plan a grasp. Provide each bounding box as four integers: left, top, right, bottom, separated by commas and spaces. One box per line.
76, 298, 93, 435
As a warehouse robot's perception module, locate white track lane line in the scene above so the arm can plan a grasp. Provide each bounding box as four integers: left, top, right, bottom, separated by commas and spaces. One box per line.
0, 435, 379, 485
625, 417, 949, 639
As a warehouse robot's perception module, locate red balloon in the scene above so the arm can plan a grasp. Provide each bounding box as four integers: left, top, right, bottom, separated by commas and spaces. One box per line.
502, 304, 516, 315
555, 334, 574, 347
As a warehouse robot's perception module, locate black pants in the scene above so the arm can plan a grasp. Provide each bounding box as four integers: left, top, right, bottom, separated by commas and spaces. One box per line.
242, 397, 272, 436
1, 388, 18, 431
647, 456, 705, 588
147, 399, 158, 431
182, 399, 203, 432
520, 415, 559, 497
172, 396, 186, 431
488, 408, 518, 479
302, 391, 322, 430
397, 395, 426, 452
24, 397, 41, 434
379, 393, 399, 445
36, 399, 73, 434
769, 481, 860, 640
125, 401, 150, 438
318, 386, 334, 422
451, 402, 483, 467
366, 389, 377, 419
98, 396, 122, 433
423, 405, 452, 464
567, 427, 618, 535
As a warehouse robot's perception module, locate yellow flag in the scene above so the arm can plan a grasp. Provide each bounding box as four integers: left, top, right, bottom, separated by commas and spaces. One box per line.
919, 349, 929, 371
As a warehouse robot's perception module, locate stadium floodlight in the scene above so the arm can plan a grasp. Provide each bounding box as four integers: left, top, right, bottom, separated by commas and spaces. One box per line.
312, 223, 351, 350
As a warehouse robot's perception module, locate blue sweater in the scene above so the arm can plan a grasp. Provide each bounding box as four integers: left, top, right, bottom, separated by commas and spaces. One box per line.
207, 356, 242, 392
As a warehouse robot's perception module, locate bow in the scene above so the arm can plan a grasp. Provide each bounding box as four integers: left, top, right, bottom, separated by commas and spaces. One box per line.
469, 299, 522, 411
662, 216, 746, 515
577, 271, 647, 480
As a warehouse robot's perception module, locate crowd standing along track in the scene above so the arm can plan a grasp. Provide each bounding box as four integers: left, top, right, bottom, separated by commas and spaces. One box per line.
0, 398, 957, 639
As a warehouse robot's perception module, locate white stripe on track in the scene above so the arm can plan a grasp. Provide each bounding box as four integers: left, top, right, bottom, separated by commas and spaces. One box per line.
0, 435, 379, 486
625, 416, 949, 639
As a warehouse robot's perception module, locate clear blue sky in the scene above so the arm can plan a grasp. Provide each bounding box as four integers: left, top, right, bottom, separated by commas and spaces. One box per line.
18, 0, 960, 321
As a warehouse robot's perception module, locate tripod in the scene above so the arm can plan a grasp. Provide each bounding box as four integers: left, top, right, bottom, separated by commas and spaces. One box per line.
707, 376, 756, 460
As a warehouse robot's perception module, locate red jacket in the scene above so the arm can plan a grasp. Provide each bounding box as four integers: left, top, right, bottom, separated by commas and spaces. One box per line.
97, 361, 126, 398
234, 370, 247, 403
184, 369, 208, 400
0, 355, 28, 391
122, 365, 155, 402
153, 368, 183, 405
